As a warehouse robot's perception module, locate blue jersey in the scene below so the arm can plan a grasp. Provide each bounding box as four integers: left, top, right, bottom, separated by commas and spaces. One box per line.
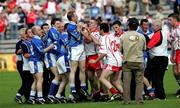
54, 32, 69, 60
45, 27, 60, 53
29, 35, 45, 62
136, 27, 152, 67
67, 22, 83, 47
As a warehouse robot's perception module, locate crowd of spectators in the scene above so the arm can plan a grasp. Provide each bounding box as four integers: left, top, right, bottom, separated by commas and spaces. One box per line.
0, 0, 179, 40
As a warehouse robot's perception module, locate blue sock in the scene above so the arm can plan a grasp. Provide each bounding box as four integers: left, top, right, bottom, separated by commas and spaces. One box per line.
81, 83, 87, 92
61, 88, 65, 97
48, 80, 59, 96
70, 83, 76, 93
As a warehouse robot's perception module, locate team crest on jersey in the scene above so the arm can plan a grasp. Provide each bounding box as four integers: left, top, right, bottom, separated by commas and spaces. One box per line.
129, 36, 139, 41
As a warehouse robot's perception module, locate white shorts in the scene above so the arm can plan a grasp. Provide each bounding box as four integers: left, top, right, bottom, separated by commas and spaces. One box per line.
44, 53, 57, 68
70, 44, 86, 61
29, 61, 44, 74
56, 56, 70, 74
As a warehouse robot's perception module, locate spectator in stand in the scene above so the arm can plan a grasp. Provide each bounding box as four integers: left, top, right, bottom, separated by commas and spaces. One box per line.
128, 0, 137, 15
8, 8, 20, 39
61, 9, 68, 23
43, 0, 58, 18
104, 0, 115, 22
7, 0, 17, 13
173, 0, 180, 15
17, 6, 26, 30
0, 12, 6, 40
154, 6, 165, 20
76, 2, 86, 21
18, 0, 32, 13
45, 15, 52, 28
151, 0, 160, 10
31, 0, 42, 12
112, 0, 126, 16
89, 0, 101, 19
35, 11, 46, 27
27, 7, 37, 28
58, 0, 71, 14
139, 0, 149, 15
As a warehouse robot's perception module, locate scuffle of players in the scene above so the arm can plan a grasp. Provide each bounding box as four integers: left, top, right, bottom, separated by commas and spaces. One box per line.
14, 11, 180, 105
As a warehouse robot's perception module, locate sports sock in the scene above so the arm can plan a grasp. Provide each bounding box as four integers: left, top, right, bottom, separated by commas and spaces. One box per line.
48, 80, 59, 96
109, 87, 118, 95
174, 74, 180, 86
70, 83, 76, 93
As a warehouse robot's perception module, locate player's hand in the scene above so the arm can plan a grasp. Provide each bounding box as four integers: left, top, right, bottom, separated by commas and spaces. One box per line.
89, 59, 96, 64
49, 44, 55, 49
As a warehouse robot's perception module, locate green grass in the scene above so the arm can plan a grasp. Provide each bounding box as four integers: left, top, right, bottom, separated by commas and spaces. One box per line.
0, 65, 180, 108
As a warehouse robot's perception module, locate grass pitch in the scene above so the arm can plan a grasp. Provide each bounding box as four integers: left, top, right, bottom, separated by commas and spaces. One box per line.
0, 65, 180, 108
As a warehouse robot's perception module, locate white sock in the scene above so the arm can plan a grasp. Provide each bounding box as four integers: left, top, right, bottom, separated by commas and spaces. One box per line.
52, 80, 59, 85
55, 94, 61, 99
147, 86, 152, 90
37, 91, 43, 98
30, 90, 36, 99
80, 83, 86, 86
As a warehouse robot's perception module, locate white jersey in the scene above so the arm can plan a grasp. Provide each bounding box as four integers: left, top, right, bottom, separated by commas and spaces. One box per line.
99, 33, 122, 67
171, 24, 180, 50
85, 31, 101, 56
22, 56, 30, 71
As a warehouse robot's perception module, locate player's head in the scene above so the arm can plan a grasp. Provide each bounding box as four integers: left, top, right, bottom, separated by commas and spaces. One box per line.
140, 19, 149, 32
89, 18, 98, 29
127, 17, 139, 30
58, 22, 65, 32
112, 20, 122, 34
32, 25, 42, 36
51, 18, 61, 29
67, 11, 78, 23
41, 23, 49, 34
168, 13, 180, 27
100, 23, 109, 35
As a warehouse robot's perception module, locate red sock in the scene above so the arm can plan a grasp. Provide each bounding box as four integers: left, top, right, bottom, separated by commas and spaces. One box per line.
100, 87, 104, 93
109, 88, 118, 95
93, 91, 100, 97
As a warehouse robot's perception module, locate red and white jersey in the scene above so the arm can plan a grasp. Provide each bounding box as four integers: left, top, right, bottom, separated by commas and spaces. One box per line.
85, 31, 101, 56
171, 23, 180, 50
99, 33, 122, 67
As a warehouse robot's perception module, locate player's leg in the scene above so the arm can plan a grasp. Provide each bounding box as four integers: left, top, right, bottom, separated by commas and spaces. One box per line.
110, 71, 123, 94
46, 54, 60, 101
69, 60, 78, 93
79, 60, 87, 92
99, 68, 118, 95
27, 61, 37, 104
143, 76, 155, 97
35, 62, 46, 104
55, 73, 69, 103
